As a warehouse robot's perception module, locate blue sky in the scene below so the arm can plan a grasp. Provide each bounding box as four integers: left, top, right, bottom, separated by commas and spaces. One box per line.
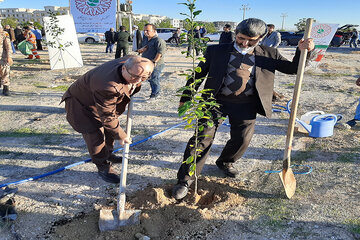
1, 0, 359, 30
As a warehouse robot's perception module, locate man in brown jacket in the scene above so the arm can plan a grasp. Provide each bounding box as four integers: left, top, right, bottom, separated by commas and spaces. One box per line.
62, 56, 154, 183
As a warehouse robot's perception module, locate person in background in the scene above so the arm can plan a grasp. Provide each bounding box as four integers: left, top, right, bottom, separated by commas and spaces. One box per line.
349, 29, 358, 48
261, 24, 281, 48
137, 23, 167, 100
14, 26, 25, 49
260, 24, 283, 101
132, 25, 142, 53
172, 18, 314, 200
219, 24, 235, 44
61, 56, 154, 183
23, 26, 40, 59
199, 25, 207, 38
104, 27, 116, 53
186, 25, 201, 56
346, 76, 360, 128
31, 25, 43, 51
0, 25, 13, 96
115, 26, 131, 58
4, 25, 16, 54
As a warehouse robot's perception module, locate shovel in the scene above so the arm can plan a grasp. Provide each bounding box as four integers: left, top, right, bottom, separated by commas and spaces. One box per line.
99, 98, 141, 232
280, 18, 313, 199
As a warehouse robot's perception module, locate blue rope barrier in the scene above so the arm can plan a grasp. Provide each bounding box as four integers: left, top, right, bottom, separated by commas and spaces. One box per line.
265, 164, 313, 175
0, 121, 187, 188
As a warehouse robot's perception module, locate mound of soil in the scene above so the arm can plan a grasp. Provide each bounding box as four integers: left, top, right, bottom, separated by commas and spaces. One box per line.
48, 177, 246, 240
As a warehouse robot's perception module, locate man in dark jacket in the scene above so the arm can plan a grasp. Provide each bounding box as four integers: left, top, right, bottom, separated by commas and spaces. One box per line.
61, 56, 154, 183
115, 26, 131, 58
172, 18, 314, 200
219, 24, 235, 44
105, 27, 116, 53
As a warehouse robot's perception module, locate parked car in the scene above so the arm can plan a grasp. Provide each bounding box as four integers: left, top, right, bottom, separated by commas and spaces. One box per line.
77, 32, 105, 43
279, 31, 304, 46
203, 32, 221, 42
156, 28, 187, 43
330, 24, 359, 47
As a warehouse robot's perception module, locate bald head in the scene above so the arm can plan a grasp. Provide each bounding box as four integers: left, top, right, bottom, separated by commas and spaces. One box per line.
122, 56, 154, 84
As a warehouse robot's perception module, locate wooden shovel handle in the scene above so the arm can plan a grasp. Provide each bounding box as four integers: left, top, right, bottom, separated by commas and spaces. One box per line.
118, 98, 133, 214
283, 18, 313, 168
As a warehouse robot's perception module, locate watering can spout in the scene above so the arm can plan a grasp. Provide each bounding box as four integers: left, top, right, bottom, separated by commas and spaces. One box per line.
296, 119, 312, 133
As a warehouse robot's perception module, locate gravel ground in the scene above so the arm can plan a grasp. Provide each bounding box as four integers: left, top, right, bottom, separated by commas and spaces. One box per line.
0, 43, 359, 240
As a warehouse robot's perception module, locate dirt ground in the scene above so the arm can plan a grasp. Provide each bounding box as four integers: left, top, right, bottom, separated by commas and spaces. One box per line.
0, 42, 359, 240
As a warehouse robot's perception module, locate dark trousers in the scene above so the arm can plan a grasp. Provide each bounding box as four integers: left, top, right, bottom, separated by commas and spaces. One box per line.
36, 39, 43, 50
177, 99, 258, 183
187, 43, 200, 56
82, 128, 115, 168
106, 42, 114, 53
115, 44, 128, 58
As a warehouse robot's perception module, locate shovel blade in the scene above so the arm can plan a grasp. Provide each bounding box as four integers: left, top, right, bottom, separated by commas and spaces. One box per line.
99, 209, 141, 232
279, 168, 296, 199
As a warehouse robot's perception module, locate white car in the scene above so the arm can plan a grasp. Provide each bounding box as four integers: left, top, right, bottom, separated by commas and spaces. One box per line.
203, 32, 221, 42
77, 32, 105, 43
156, 28, 187, 43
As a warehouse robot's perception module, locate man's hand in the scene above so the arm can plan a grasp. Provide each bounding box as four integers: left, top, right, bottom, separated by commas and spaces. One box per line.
356, 77, 360, 87
119, 137, 132, 146
298, 38, 314, 51
137, 47, 147, 54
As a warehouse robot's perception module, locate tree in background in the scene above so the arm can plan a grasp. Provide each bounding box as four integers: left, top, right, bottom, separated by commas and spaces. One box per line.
21, 21, 43, 29
198, 21, 216, 33
121, 17, 130, 31
156, 18, 173, 28
295, 18, 316, 31
133, 19, 148, 31
1, 17, 18, 28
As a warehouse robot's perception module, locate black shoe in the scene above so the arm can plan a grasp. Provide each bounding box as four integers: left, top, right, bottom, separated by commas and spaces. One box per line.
216, 161, 239, 178
3, 85, 10, 96
108, 153, 122, 163
346, 119, 359, 127
172, 180, 193, 200
97, 164, 120, 183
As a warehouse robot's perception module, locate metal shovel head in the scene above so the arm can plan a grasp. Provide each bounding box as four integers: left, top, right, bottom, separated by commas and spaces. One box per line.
279, 168, 296, 199
99, 208, 141, 232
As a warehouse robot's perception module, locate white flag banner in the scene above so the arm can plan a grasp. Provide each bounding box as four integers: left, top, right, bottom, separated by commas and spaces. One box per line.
44, 15, 83, 70
70, 0, 116, 33
309, 23, 339, 63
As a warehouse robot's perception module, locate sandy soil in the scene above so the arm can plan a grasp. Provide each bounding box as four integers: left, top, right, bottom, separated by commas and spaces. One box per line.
0, 43, 359, 240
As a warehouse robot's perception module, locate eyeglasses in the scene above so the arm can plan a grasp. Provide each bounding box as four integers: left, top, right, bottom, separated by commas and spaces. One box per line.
125, 67, 150, 81
236, 36, 261, 44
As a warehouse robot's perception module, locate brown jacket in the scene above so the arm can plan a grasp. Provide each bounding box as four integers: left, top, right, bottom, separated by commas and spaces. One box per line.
61, 57, 141, 140
0, 31, 11, 64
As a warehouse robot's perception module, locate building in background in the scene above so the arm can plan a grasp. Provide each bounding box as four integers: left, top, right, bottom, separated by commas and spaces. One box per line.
213, 21, 237, 31
0, 6, 69, 25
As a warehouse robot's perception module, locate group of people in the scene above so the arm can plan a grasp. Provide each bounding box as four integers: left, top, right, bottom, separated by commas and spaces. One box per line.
104, 24, 167, 100
62, 18, 316, 200
0, 24, 44, 96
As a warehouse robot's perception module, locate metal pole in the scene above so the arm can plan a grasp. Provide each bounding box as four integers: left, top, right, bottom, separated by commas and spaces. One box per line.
129, 13, 133, 34
117, 0, 122, 31
281, 13, 288, 30
240, 4, 250, 21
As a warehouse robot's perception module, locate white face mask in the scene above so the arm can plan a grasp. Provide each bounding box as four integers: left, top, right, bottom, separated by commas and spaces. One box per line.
234, 42, 259, 55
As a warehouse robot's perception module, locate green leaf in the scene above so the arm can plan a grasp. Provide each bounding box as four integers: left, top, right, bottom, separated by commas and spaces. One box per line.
193, 10, 202, 17
199, 125, 204, 132
178, 101, 192, 116
207, 121, 214, 128
195, 67, 202, 73
189, 163, 197, 176
184, 125, 193, 130
185, 155, 194, 164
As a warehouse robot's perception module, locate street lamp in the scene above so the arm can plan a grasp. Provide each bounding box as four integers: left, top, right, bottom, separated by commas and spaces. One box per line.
240, 4, 250, 20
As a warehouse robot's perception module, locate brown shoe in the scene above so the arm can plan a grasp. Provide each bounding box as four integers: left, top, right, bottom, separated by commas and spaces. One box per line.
96, 163, 120, 183
108, 153, 122, 164
272, 90, 285, 102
